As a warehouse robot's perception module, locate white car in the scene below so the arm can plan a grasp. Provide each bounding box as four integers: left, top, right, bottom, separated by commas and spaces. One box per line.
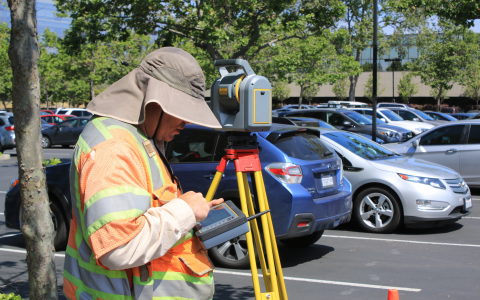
351, 108, 434, 135
55, 108, 93, 117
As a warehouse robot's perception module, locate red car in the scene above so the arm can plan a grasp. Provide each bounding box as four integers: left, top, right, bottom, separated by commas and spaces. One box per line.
41, 110, 55, 115
41, 114, 76, 125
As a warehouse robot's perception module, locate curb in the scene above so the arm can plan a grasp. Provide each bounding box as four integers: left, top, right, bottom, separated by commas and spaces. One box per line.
0, 154, 11, 161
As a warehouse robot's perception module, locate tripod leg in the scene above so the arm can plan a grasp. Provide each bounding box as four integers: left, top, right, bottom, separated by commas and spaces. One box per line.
205, 171, 224, 203
256, 171, 288, 300
236, 172, 262, 299
242, 173, 271, 292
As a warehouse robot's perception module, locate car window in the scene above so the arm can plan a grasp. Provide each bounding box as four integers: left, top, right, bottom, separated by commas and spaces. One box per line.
397, 110, 417, 121
60, 119, 78, 127
468, 125, 480, 144
166, 130, 218, 163
413, 110, 434, 121
380, 110, 403, 121
0, 118, 5, 126
213, 134, 228, 161
57, 110, 67, 115
420, 125, 465, 146
326, 112, 348, 126
272, 132, 332, 161
324, 132, 396, 160
83, 111, 93, 116
54, 116, 64, 123
79, 119, 89, 127
426, 112, 442, 120
43, 116, 52, 123
71, 111, 83, 117
8, 116, 13, 125
343, 111, 372, 125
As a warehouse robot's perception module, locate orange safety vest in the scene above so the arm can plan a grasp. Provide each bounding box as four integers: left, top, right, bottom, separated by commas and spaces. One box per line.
63, 116, 214, 300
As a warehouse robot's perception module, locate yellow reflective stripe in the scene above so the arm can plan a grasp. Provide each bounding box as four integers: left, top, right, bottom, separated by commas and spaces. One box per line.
85, 209, 145, 239
76, 136, 91, 153
152, 271, 213, 285
172, 230, 194, 248
92, 117, 114, 140
84, 186, 151, 211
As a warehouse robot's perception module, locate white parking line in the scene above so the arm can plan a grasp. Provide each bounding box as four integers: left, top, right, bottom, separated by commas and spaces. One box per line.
0, 247, 421, 292
0, 233, 22, 239
0, 191, 6, 193
0, 212, 4, 215
323, 235, 480, 248
214, 270, 421, 292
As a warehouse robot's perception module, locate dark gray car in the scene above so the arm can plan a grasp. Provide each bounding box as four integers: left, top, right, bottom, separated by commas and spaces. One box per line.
276, 108, 413, 143
41, 117, 90, 148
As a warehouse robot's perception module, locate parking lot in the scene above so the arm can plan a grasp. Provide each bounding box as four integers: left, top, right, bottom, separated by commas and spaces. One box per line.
1, 147, 479, 299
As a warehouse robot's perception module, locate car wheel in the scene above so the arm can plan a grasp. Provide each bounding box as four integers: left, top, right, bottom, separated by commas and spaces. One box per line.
0, 141, 3, 153
42, 135, 51, 148
279, 230, 324, 248
50, 201, 68, 250
208, 234, 252, 269
353, 187, 402, 233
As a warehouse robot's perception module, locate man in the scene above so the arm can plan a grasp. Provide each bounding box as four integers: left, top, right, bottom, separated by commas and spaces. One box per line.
63, 47, 224, 300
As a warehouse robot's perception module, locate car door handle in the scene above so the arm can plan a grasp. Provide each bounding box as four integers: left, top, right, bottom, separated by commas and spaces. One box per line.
446, 149, 458, 153
205, 173, 225, 179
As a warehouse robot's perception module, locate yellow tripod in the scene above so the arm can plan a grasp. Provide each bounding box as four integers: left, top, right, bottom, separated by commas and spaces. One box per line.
205, 133, 288, 300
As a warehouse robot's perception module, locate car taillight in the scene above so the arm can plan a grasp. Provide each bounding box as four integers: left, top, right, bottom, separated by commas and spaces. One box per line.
265, 163, 303, 184
5, 126, 14, 131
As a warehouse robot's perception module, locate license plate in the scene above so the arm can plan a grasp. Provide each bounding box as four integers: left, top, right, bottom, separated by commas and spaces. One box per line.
321, 174, 334, 189
464, 197, 472, 210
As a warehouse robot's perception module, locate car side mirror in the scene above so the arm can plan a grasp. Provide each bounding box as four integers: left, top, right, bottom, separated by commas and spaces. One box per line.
412, 118, 420, 122
412, 139, 419, 149
343, 121, 352, 127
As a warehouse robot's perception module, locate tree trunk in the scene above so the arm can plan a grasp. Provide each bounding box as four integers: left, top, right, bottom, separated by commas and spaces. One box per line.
7, 0, 58, 299
44, 84, 49, 110
1, 96, 7, 110
298, 85, 304, 109
348, 75, 358, 102
436, 86, 443, 112
90, 76, 95, 101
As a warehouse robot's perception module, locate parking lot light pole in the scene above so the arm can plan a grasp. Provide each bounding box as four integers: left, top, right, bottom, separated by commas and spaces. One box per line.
384, 58, 401, 103
372, 0, 378, 143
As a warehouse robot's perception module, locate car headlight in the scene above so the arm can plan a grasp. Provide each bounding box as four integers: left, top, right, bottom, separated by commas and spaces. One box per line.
398, 174, 446, 189
378, 130, 393, 137
415, 127, 428, 133
416, 200, 450, 211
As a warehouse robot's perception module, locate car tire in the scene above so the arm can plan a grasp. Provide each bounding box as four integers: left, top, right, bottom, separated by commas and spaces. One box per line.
353, 187, 402, 233
279, 230, 324, 248
208, 234, 251, 269
42, 135, 51, 148
50, 200, 68, 250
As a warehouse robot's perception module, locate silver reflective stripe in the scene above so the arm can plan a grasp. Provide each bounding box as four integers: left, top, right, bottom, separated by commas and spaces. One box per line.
152, 279, 214, 299
134, 284, 153, 300
84, 192, 151, 229
78, 291, 93, 300
100, 118, 126, 129
81, 122, 107, 150
78, 238, 93, 263
64, 253, 131, 296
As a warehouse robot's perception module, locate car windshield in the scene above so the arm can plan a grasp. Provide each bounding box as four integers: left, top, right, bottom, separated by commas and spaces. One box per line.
381, 110, 403, 121
323, 132, 398, 160
363, 115, 387, 124
272, 131, 332, 161
343, 111, 372, 125
414, 110, 434, 120
318, 120, 336, 129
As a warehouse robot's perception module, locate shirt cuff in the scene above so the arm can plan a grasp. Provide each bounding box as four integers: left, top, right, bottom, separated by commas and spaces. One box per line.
161, 198, 196, 236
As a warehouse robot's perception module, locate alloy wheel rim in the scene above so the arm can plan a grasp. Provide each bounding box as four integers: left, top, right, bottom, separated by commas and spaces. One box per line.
42, 136, 49, 148
215, 234, 248, 261
359, 192, 394, 229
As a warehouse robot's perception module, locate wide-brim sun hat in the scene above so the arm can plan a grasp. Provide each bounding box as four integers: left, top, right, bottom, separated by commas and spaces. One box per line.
87, 47, 221, 129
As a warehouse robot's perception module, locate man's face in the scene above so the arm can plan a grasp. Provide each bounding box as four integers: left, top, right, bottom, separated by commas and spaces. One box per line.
155, 113, 188, 142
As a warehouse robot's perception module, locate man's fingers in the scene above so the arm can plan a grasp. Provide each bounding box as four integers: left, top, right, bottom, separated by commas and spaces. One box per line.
208, 198, 224, 207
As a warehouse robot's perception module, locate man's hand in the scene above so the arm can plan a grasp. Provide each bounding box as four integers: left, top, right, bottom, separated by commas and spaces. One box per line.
179, 191, 224, 221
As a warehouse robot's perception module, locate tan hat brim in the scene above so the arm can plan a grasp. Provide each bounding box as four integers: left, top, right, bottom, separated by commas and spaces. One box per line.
145, 77, 222, 129
87, 69, 221, 128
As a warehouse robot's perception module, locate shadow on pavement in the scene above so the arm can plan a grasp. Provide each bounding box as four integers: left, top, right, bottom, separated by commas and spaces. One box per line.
276, 243, 334, 268
213, 283, 255, 300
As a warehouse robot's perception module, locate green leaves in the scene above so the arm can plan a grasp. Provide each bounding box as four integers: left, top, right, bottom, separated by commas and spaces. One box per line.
42, 158, 62, 167
397, 72, 418, 103
0, 293, 22, 300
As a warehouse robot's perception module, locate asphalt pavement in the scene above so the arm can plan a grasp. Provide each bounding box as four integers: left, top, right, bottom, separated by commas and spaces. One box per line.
1, 147, 479, 299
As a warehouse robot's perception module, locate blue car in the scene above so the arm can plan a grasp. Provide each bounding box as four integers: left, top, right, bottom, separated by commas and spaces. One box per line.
4, 124, 352, 269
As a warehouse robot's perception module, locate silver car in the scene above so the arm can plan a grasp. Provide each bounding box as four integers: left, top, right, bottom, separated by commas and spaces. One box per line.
387, 108, 446, 126
0, 115, 15, 152
319, 129, 472, 233
384, 120, 480, 187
